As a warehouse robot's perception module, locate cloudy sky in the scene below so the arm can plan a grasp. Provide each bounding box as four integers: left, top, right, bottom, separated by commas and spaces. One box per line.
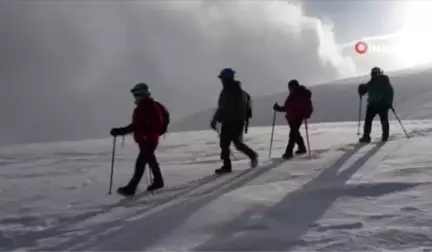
0, 0, 431, 144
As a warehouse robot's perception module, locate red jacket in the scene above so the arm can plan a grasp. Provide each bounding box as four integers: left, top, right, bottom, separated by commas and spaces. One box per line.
121, 97, 163, 144
283, 86, 313, 122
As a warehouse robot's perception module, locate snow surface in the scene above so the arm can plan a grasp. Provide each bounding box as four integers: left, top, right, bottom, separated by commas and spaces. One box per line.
2, 120, 432, 251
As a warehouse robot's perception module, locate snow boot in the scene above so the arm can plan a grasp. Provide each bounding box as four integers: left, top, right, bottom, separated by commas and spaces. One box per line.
215, 159, 232, 174
250, 154, 258, 168
147, 179, 164, 191
215, 167, 232, 174
282, 152, 293, 160
295, 148, 307, 155
359, 136, 371, 143
117, 186, 136, 197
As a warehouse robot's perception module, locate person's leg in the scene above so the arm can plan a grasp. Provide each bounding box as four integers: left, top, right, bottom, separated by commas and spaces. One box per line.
145, 142, 164, 191
283, 121, 299, 158
293, 121, 306, 154
361, 105, 377, 142
378, 106, 390, 141
216, 123, 233, 174
117, 143, 147, 195
232, 122, 258, 167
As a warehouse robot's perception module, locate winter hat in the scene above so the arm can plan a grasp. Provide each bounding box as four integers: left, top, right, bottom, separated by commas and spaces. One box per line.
130, 83, 151, 96
371, 67, 383, 75
218, 68, 235, 79
288, 79, 300, 88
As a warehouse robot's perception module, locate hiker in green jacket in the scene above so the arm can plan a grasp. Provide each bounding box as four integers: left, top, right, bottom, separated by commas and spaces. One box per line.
358, 67, 394, 143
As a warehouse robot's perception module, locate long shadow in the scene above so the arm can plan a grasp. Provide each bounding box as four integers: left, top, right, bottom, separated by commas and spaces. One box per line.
194, 142, 387, 251
47, 155, 304, 251
10, 142, 358, 250
9, 168, 263, 251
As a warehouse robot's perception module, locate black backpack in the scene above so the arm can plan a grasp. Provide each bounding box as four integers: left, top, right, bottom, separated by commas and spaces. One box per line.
155, 101, 170, 135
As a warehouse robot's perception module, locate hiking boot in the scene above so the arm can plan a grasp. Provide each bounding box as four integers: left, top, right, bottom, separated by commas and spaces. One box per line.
359, 136, 371, 143
147, 180, 164, 191
295, 148, 307, 155
216, 159, 232, 174
117, 186, 136, 197
215, 166, 232, 174
282, 152, 293, 160
250, 154, 258, 168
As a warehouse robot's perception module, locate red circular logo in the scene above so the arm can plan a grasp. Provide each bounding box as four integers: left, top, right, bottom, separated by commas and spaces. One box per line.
354, 41, 368, 54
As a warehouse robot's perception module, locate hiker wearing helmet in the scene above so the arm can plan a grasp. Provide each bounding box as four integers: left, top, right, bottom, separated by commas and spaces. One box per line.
358, 67, 394, 143
273, 79, 313, 159
110, 83, 165, 196
211, 68, 258, 174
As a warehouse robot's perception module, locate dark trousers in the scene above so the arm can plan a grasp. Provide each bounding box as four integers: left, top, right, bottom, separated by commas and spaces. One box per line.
285, 120, 306, 154
126, 142, 163, 190
220, 121, 257, 166
363, 104, 390, 138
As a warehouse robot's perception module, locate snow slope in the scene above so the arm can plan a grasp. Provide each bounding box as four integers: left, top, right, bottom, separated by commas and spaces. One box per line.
1, 120, 432, 251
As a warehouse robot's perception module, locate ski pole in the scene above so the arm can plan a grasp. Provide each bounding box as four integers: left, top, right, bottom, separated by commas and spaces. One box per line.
357, 96, 363, 135
305, 119, 312, 159
391, 106, 410, 138
269, 110, 276, 159
108, 136, 117, 194
121, 136, 125, 148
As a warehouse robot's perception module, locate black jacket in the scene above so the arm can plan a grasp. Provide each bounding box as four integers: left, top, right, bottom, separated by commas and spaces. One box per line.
213, 80, 252, 124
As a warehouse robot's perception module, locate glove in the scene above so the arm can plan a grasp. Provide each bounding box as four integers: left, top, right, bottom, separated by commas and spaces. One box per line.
110, 128, 125, 136
210, 119, 217, 131
273, 103, 280, 111
358, 84, 367, 96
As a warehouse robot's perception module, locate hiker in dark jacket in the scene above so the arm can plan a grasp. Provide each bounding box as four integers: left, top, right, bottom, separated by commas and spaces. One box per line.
358, 67, 394, 143
110, 83, 164, 196
210, 68, 258, 174
273, 79, 313, 159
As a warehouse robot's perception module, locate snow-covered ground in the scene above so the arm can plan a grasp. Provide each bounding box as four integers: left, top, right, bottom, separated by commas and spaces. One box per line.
2, 120, 432, 251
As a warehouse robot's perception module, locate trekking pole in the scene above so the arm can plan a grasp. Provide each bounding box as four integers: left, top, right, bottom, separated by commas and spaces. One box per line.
108, 136, 117, 194
121, 136, 125, 148
357, 96, 363, 135
268, 110, 276, 159
391, 106, 410, 138
305, 119, 312, 159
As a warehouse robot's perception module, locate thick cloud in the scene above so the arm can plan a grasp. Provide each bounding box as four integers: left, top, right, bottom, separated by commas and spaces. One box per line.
0, 0, 356, 144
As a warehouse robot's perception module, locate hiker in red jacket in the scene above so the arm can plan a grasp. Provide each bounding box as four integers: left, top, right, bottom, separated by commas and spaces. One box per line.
110, 83, 164, 196
273, 79, 313, 159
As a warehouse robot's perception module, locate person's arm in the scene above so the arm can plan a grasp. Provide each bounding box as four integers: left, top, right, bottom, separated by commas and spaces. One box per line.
274, 96, 288, 112
383, 76, 394, 107
211, 92, 223, 129
245, 92, 252, 119
358, 83, 369, 97
273, 103, 285, 112
144, 101, 163, 134
118, 101, 162, 135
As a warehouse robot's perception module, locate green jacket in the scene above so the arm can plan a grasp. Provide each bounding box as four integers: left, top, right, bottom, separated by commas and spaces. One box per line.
359, 75, 394, 106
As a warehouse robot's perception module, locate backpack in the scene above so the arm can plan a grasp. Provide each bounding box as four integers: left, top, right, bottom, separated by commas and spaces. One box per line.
304, 99, 313, 119
155, 101, 170, 135
244, 91, 252, 120
300, 86, 313, 119
243, 91, 252, 133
